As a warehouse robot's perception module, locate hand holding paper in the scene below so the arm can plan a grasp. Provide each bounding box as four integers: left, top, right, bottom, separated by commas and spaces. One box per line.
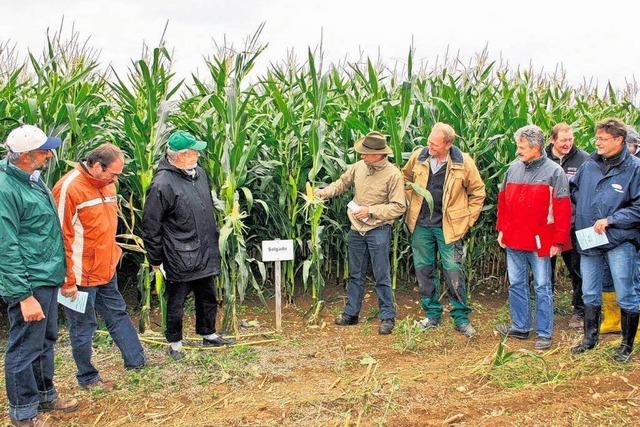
58, 289, 89, 314
576, 225, 609, 250
347, 200, 369, 222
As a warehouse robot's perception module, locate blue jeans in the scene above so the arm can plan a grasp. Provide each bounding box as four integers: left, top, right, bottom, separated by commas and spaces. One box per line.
344, 225, 396, 320
65, 275, 146, 386
505, 249, 554, 338
3, 286, 58, 422
581, 242, 640, 312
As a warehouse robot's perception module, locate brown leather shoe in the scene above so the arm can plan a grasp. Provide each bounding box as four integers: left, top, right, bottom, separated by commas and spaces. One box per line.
11, 414, 51, 427
80, 378, 115, 392
38, 397, 79, 413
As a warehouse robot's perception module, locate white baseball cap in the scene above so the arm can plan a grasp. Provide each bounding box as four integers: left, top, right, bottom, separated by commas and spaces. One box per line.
5, 125, 62, 153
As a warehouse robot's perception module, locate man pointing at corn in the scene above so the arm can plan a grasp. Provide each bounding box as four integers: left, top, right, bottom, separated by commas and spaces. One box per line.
315, 132, 406, 335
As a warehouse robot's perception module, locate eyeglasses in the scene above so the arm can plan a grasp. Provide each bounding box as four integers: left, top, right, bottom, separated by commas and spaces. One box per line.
594, 136, 618, 143
101, 166, 122, 179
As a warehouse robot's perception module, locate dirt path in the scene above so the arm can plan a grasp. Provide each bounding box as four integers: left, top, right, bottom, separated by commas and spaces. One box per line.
1, 288, 639, 426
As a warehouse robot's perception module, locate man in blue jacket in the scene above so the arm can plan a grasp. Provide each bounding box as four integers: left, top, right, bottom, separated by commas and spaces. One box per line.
570, 118, 640, 362
0, 125, 79, 426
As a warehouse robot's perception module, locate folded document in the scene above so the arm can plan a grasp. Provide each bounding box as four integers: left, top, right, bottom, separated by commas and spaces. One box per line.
575, 226, 609, 251
57, 289, 89, 314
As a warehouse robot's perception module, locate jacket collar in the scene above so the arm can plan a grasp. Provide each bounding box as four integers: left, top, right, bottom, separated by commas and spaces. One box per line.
158, 156, 199, 179
522, 151, 547, 169
1, 159, 30, 183
366, 158, 389, 174
592, 145, 630, 169
545, 143, 578, 162
77, 161, 112, 188
1, 158, 48, 186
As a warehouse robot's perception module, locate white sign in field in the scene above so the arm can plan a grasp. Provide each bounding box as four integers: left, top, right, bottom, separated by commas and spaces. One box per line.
261, 239, 294, 262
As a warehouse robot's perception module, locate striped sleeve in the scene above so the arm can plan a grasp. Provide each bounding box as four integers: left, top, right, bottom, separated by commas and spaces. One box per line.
53, 170, 83, 288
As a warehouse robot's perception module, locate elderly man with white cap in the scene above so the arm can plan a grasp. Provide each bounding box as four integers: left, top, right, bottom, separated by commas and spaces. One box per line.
0, 125, 79, 426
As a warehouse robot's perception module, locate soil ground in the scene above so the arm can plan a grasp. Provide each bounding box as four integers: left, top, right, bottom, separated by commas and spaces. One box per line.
1, 282, 639, 426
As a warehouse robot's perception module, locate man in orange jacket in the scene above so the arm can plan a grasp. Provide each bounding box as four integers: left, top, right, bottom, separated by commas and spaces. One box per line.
53, 144, 146, 391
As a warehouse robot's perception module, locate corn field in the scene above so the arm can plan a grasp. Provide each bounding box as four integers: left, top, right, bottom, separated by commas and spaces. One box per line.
2, 25, 639, 333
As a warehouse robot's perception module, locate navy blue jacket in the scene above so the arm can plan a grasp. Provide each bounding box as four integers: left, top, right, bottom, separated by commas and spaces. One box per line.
570, 146, 640, 254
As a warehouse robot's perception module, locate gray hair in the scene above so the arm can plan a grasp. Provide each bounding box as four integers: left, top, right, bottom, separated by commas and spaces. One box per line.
514, 125, 545, 149
625, 125, 640, 146
6, 150, 22, 164
166, 148, 191, 161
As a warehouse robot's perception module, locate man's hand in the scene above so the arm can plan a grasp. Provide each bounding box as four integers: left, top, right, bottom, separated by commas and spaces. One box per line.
549, 245, 561, 257
353, 206, 370, 221
61, 284, 78, 301
497, 231, 506, 249
593, 218, 609, 235
20, 296, 45, 322
151, 264, 161, 271
314, 189, 327, 200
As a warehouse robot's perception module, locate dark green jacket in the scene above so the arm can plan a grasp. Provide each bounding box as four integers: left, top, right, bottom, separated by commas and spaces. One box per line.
0, 159, 66, 300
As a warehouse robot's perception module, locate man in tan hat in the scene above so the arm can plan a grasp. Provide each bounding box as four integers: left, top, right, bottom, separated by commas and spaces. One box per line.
316, 131, 406, 335
403, 123, 485, 337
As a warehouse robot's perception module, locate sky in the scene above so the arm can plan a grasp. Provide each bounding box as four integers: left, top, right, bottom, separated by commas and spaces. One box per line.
0, 0, 637, 91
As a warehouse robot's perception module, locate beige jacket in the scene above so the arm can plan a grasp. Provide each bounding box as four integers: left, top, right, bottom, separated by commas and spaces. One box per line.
321, 159, 406, 233
403, 145, 485, 243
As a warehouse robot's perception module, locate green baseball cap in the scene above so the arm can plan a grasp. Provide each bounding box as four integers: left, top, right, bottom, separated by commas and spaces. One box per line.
167, 130, 207, 151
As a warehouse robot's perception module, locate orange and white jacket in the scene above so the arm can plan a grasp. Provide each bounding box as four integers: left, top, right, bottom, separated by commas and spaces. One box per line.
52, 163, 122, 289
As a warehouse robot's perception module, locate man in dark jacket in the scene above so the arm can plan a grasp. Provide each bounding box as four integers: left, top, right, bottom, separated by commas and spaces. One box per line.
626, 125, 640, 158
142, 131, 233, 360
545, 123, 589, 328
570, 118, 640, 362
0, 125, 78, 425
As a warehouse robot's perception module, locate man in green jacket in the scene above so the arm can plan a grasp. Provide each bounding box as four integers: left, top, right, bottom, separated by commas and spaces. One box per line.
0, 125, 79, 426
403, 123, 486, 337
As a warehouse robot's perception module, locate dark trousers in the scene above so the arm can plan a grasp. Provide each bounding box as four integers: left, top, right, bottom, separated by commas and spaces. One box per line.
3, 286, 58, 422
65, 275, 146, 386
165, 275, 218, 342
344, 225, 396, 320
551, 247, 584, 316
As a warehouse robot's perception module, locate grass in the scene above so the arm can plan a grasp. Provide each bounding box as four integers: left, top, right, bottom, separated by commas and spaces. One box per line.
554, 289, 574, 316
393, 316, 423, 354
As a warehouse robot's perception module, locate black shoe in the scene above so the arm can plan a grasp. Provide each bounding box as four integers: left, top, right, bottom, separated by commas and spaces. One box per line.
335, 313, 359, 326
495, 323, 530, 340
571, 304, 601, 354
166, 347, 185, 361
378, 318, 395, 335
203, 336, 236, 347
613, 309, 639, 362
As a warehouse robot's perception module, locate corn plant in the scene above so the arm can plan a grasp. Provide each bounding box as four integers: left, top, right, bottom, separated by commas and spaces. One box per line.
175, 26, 267, 333
108, 33, 182, 332
301, 182, 325, 324
4, 25, 640, 323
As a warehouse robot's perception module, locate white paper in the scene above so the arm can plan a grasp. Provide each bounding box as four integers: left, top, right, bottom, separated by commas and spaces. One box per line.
575, 226, 609, 250
57, 289, 89, 314
347, 200, 369, 223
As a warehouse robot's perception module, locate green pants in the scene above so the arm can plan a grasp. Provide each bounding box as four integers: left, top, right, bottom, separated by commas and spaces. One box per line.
412, 225, 471, 325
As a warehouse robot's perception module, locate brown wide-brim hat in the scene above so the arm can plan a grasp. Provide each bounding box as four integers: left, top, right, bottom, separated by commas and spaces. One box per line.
354, 131, 393, 155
